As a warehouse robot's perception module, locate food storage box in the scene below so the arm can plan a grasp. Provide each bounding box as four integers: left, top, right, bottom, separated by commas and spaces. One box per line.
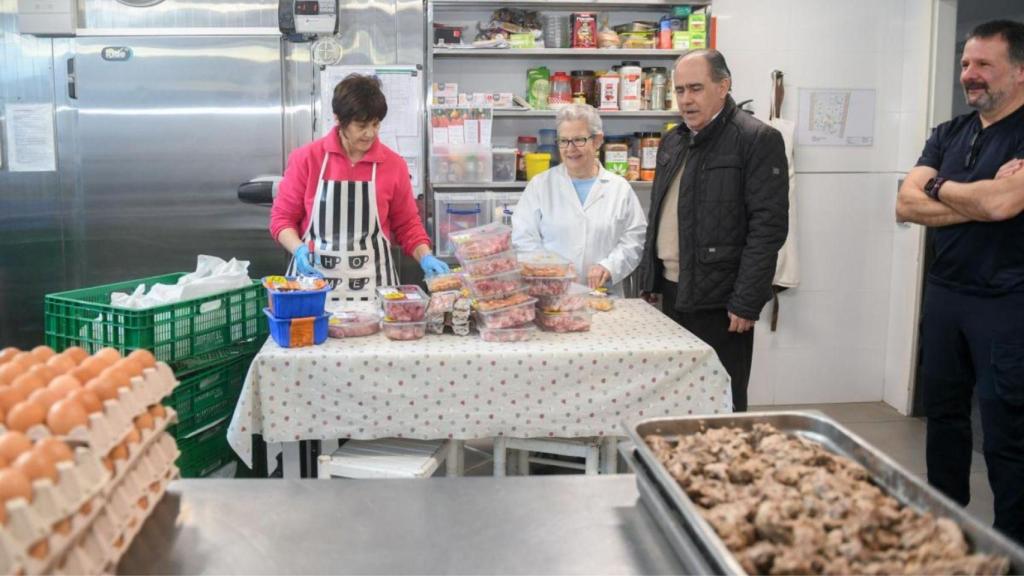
537, 283, 591, 313
474, 289, 532, 312
327, 311, 380, 339
450, 222, 513, 261
523, 273, 576, 297
263, 309, 329, 347
430, 144, 493, 183
459, 249, 518, 277
462, 269, 524, 300
479, 324, 538, 343
475, 298, 537, 329
425, 271, 464, 293
536, 308, 592, 332
433, 192, 489, 257
519, 251, 575, 277
426, 290, 461, 319
492, 148, 517, 182
588, 289, 615, 311
263, 276, 331, 319
381, 320, 427, 341
376, 285, 430, 322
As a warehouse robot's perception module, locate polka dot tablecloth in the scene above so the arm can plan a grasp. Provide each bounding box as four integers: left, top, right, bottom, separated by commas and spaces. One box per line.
227, 299, 732, 467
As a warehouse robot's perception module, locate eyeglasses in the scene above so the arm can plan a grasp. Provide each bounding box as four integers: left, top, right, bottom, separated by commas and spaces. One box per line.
557, 136, 593, 148
965, 129, 984, 170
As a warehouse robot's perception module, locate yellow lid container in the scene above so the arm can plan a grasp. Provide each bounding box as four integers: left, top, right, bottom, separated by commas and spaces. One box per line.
524, 152, 552, 181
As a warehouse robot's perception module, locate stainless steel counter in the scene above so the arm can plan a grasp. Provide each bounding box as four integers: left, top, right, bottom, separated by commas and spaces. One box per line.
118, 476, 688, 575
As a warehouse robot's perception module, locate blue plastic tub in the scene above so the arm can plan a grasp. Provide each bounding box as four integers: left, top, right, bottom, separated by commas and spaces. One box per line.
263, 308, 329, 348
264, 277, 331, 319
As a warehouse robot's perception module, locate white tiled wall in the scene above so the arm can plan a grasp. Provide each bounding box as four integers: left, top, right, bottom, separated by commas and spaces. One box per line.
713, 0, 934, 409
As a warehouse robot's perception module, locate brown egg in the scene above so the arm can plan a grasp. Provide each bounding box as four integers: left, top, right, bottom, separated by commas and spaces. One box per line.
101, 457, 113, 472
116, 358, 144, 379
11, 352, 38, 368
127, 349, 156, 369
29, 346, 55, 364
0, 431, 33, 463
85, 375, 119, 402
149, 480, 160, 494
100, 366, 131, 391
0, 362, 25, 387
28, 363, 58, 384
78, 357, 106, 379
68, 365, 95, 385
124, 428, 141, 445
6, 401, 46, 432
137, 495, 149, 510
29, 539, 48, 559
0, 455, 7, 468
13, 448, 58, 482
0, 467, 34, 524
134, 412, 155, 431
11, 372, 46, 397
109, 443, 128, 462
149, 404, 167, 420
0, 386, 26, 414
47, 374, 81, 395
53, 518, 71, 535
93, 347, 121, 366
68, 388, 102, 414
46, 399, 89, 435
62, 346, 89, 365
34, 437, 73, 463
27, 387, 63, 412
45, 354, 76, 375
0, 348, 19, 365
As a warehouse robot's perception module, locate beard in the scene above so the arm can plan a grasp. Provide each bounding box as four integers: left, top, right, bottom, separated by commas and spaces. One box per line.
963, 81, 1006, 112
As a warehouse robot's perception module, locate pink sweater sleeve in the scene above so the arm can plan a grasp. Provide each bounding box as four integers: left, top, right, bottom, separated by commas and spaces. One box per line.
269, 148, 311, 242
387, 159, 432, 255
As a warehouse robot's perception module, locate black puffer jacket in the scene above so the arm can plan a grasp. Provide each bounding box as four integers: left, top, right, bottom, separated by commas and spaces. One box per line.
638, 96, 789, 320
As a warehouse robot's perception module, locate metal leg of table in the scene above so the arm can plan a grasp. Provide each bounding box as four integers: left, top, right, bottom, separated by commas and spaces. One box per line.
584, 444, 600, 475
601, 437, 620, 474
517, 448, 530, 476
282, 442, 301, 479
493, 437, 507, 477
446, 440, 464, 477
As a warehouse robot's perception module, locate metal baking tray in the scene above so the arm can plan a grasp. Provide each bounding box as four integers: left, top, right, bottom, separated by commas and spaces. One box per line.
624, 411, 1024, 575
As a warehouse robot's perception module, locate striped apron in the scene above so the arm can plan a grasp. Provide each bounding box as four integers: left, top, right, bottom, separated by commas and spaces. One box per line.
287, 155, 398, 302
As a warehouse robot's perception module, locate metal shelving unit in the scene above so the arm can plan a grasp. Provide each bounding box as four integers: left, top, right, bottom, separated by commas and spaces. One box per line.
433, 48, 685, 58
432, 181, 654, 191
491, 109, 679, 118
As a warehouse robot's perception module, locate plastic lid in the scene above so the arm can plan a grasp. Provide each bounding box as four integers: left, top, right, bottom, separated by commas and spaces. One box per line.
518, 136, 538, 143
604, 135, 628, 143
330, 311, 379, 326
621, 60, 641, 66
570, 70, 595, 76
551, 71, 570, 78
539, 128, 557, 135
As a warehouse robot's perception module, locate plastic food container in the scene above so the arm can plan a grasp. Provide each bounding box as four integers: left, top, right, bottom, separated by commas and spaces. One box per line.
327, 311, 380, 338
537, 283, 591, 313
462, 269, 524, 300
475, 298, 537, 329
460, 250, 518, 277
263, 276, 331, 319
480, 324, 538, 343
264, 309, 329, 347
536, 308, 592, 333
519, 251, 575, 277
523, 273, 576, 297
426, 290, 461, 319
492, 148, 517, 182
450, 222, 513, 261
382, 320, 427, 341
376, 285, 430, 322
588, 289, 615, 311
474, 289, 532, 312
425, 272, 464, 293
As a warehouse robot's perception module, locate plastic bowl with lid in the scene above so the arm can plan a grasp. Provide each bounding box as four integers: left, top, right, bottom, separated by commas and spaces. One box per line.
450, 222, 513, 261
376, 285, 430, 322
328, 311, 380, 338
475, 298, 537, 329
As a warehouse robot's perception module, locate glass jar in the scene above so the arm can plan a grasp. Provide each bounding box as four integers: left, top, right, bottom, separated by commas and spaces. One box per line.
549, 71, 572, 108
648, 67, 667, 111
602, 136, 629, 177
516, 136, 538, 181
570, 70, 596, 107
640, 132, 661, 181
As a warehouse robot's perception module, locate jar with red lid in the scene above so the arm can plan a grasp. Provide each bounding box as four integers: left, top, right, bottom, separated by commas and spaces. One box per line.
549, 71, 572, 108
516, 136, 538, 181
570, 70, 596, 107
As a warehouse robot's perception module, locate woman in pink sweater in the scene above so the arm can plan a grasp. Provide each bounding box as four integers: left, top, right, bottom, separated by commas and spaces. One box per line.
270, 74, 448, 300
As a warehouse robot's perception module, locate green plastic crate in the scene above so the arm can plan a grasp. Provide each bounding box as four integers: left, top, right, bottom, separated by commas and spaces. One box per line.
44, 273, 267, 364
175, 416, 236, 478
168, 345, 256, 437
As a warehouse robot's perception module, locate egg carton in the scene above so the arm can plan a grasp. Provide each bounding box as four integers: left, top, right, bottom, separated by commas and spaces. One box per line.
102, 408, 178, 498
0, 446, 110, 576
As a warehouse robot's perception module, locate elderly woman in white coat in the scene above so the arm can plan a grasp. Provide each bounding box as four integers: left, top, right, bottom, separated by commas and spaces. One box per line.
511, 104, 647, 294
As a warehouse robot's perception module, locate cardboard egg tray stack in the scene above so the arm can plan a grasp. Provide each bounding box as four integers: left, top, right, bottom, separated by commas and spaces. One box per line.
0, 361, 180, 575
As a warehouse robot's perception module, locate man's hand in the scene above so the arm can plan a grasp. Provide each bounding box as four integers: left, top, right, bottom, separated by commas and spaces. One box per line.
995, 158, 1024, 180
641, 291, 660, 304
727, 311, 755, 333
587, 264, 611, 289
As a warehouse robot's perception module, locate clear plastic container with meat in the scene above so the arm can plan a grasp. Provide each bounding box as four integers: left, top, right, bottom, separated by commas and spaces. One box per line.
449, 222, 513, 261
475, 298, 538, 329
522, 273, 576, 297
462, 269, 525, 300
376, 285, 430, 322
426, 290, 461, 320
328, 311, 381, 338
425, 272, 464, 293
588, 288, 616, 312
536, 308, 593, 332
381, 319, 427, 341
474, 289, 532, 312
479, 324, 538, 343
519, 250, 575, 278
536, 283, 591, 313
459, 249, 518, 277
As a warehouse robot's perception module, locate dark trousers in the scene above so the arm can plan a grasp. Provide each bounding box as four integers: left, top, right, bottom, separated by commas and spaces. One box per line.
659, 280, 754, 412
920, 282, 1024, 543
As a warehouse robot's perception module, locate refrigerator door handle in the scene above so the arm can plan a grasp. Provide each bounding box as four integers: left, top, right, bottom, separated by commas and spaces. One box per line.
67, 57, 77, 99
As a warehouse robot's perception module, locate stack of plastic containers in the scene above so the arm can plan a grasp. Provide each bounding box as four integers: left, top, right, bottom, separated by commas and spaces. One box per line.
521, 251, 593, 333
376, 286, 430, 341
262, 277, 331, 348
449, 224, 538, 343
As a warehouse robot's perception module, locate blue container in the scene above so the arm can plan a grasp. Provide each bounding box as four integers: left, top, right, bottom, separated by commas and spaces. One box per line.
264, 277, 331, 319
263, 308, 329, 348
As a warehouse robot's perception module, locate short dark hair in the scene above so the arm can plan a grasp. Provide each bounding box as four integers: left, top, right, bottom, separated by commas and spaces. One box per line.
332, 74, 388, 127
679, 49, 732, 83
967, 20, 1024, 64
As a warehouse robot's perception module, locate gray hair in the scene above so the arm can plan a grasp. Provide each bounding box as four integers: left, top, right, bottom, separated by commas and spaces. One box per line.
676, 49, 732, 82
555, 104, 603, 135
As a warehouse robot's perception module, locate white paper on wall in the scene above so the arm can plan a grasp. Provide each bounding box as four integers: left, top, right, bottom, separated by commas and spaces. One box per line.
796, 89, 875, 147
4, 103, 56, 172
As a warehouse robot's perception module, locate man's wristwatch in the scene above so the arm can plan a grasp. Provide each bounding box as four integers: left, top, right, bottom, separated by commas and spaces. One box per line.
923, 177, 947, 201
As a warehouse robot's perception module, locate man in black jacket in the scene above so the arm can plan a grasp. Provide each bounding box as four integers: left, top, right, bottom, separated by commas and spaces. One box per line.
638, 49, 789, 412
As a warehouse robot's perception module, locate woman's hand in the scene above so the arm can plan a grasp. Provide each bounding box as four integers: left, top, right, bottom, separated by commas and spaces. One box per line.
419, 254, 450, 277
587, 264, 611, 289
293, 244, 322, 277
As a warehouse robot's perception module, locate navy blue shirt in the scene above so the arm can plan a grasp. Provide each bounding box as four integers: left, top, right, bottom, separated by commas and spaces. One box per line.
916, 103, 1024, 295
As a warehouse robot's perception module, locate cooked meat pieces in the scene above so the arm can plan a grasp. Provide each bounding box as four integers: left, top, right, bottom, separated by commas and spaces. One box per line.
644, 424, 1010, 575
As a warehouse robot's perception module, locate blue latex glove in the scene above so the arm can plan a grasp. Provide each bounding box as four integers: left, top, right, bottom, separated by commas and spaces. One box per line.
419, 254, 450, 277
292, 244, 322, 277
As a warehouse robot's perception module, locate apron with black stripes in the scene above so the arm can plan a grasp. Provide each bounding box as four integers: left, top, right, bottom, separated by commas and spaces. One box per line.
287, 155, 398, 302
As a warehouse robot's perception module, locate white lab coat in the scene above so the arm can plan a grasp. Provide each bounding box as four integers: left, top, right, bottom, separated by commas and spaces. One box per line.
511, 164, 648, 295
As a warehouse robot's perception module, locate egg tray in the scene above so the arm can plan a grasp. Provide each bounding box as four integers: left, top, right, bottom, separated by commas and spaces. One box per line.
101, 411, 177, 499
0, 446, 109, 576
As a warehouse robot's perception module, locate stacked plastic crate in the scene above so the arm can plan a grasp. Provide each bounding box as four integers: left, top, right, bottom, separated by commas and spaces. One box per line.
44, 273, 267, 477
